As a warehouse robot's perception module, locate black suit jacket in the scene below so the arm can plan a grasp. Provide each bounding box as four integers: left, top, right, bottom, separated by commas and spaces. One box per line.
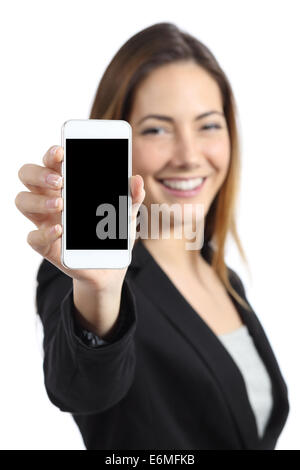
35, 238, 289, 450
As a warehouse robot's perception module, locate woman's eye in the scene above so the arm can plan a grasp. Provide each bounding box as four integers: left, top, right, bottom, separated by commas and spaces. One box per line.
201, 123, 222, 131
141, 127, 166, 135
141, 124, 222, 135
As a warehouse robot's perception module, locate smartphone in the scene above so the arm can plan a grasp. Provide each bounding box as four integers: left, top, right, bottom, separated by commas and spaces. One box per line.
61, 119, 132, 269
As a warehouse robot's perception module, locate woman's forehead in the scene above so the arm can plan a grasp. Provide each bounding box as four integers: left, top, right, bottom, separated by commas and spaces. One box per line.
130, 63, 223, 118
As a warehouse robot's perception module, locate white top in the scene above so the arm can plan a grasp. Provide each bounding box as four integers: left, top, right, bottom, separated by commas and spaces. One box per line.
218, 324, 273, 439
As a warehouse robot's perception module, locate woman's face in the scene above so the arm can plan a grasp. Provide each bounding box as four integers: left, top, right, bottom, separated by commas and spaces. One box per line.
128, 61, 231, 224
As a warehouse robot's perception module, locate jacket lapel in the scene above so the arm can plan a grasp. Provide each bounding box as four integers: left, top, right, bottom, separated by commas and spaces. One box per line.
128, 239, 289, 449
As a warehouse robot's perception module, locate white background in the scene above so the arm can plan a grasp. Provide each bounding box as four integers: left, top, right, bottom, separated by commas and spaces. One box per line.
1, 0, 299, 450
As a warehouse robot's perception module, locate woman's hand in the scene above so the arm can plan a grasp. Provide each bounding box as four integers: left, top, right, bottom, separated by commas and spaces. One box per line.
15, 145, 145, 294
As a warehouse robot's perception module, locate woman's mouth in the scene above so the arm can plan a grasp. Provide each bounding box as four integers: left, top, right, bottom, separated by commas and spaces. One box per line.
157, 177, 207, 197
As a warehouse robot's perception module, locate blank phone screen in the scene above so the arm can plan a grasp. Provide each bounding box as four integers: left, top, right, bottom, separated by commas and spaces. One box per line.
66, 138, 128, 250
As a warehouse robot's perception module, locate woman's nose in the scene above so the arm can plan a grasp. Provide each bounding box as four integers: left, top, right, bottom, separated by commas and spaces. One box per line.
171, 132, 203, 167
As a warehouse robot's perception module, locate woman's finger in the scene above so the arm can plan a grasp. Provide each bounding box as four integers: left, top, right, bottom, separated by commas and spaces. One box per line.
129, 175, 145, 251
18, 163, 63, 191
15, 191, 63, 215
27, 225, 62, 258
130, 174, 145, 217
131, 174, 144, 196
42, 145, 63, 173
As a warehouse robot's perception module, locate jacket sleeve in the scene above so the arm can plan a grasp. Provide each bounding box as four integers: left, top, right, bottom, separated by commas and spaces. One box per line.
35, 258, 137, 415
73, 297, 129, 347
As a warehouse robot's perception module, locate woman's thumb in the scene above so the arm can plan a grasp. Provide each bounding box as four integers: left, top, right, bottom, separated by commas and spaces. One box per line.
131, 174, 145, 213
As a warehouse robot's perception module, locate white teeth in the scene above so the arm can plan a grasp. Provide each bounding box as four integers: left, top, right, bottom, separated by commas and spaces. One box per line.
161, 177, 204, 190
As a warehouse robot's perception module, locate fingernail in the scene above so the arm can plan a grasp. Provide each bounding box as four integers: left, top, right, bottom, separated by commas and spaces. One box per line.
137, 175, 144, 188
46, 198, 60, 208
46, 174, 62, 187
51, 146, 59, 156
50, 224, 61, 235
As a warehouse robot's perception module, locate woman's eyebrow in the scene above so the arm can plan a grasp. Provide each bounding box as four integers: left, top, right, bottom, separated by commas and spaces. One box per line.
137, 110, 224, 125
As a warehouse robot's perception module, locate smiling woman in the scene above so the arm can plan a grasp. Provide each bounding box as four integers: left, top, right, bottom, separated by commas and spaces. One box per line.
33, 22, 289, 450
128, 62, 231, 245
90, 25, 245, 307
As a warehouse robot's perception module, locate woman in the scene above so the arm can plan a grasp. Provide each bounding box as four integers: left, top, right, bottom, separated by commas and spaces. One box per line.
15, 22, 289, 450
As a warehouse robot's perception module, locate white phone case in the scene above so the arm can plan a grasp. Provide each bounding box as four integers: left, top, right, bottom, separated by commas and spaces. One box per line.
61, 119, 132, 269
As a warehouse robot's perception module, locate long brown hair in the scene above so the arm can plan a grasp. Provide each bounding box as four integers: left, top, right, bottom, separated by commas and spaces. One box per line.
90, 22, 251, 311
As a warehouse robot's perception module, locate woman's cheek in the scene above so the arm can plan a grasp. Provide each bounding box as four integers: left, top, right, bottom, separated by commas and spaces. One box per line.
133, 147, 170, 176
203, 137, 231, 171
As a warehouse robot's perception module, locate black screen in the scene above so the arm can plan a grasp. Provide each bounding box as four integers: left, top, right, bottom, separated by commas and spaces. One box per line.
66, 138, 128, 250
